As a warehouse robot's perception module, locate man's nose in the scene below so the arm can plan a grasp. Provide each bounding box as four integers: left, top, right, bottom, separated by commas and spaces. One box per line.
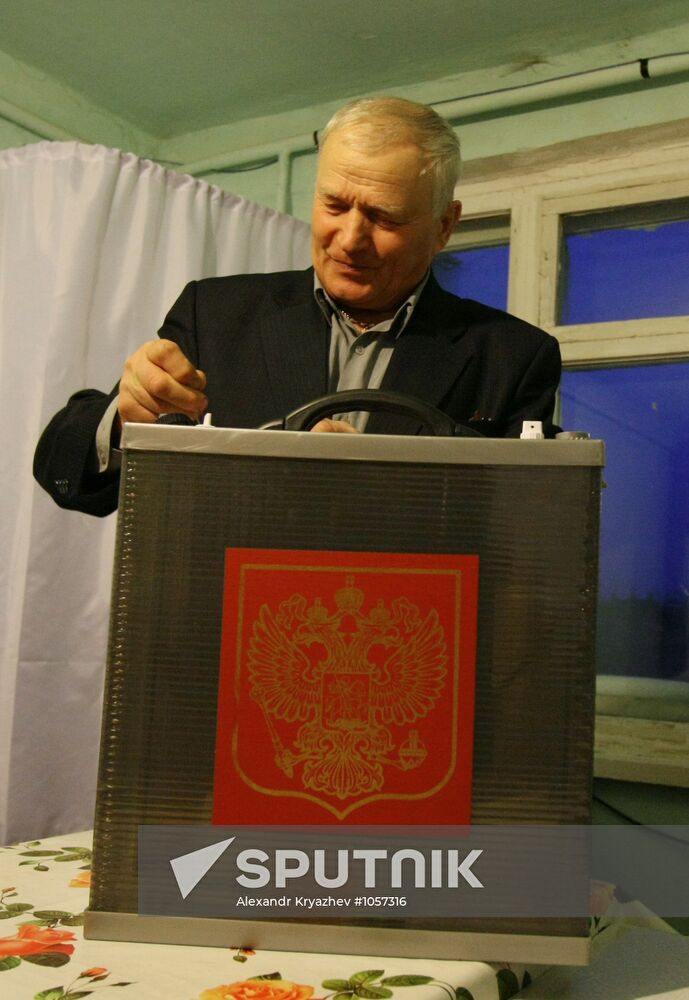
338, 209, 371, 253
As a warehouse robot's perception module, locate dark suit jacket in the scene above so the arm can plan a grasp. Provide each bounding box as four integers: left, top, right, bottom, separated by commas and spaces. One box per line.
33, 267, 561, 517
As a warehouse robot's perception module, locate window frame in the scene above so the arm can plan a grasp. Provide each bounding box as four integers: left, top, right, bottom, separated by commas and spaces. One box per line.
454, 122, 689, 787
539, 178, 689, 365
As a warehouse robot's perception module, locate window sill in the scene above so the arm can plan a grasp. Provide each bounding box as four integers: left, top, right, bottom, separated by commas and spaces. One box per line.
594, 715, 689, 787
594, 677, 689, 787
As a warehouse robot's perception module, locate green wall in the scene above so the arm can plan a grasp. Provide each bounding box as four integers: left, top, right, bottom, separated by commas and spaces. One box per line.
0, 119, 39, 146
190, 74, 689, 220
3, 21, 689, 220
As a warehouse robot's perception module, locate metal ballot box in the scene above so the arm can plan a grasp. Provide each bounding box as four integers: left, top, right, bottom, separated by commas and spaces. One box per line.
85, 421, 603, 965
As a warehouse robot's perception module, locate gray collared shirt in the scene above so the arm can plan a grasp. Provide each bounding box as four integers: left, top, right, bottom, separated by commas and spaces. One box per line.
314, 272, 428, 431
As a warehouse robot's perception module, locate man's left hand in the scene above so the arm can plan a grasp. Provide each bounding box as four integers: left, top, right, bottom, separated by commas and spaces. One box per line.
309, 419, 359, 433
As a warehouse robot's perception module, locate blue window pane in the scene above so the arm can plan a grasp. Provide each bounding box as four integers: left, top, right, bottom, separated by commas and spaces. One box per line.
560, 362, 689, 680
559, 202, 689, 325
432, 244, 509, 311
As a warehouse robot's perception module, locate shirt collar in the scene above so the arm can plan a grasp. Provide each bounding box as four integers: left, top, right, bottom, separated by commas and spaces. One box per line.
314, 271, 429, 336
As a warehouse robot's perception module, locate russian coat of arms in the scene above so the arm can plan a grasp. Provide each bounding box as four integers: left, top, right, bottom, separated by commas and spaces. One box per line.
247, 575, 447, 801
213, 549, 478, 825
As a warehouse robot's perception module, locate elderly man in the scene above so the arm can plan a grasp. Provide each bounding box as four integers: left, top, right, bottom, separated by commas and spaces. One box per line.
34, 96, 560, 516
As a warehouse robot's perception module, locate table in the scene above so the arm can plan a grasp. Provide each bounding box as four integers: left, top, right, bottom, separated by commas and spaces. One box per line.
0, 831, 683, 1000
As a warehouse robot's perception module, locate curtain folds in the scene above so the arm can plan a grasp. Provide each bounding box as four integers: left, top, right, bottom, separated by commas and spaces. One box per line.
0, 141, 311, 843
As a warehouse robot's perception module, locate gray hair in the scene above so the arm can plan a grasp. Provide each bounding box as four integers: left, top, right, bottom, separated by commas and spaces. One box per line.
319, 97, 461, 218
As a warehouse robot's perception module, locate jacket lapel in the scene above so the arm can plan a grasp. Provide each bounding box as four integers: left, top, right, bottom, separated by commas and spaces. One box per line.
367, 274, 474, 435
257, 268, 330, 421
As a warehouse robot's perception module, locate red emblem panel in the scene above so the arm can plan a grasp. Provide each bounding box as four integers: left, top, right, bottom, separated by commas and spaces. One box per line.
213, 549, 478, 824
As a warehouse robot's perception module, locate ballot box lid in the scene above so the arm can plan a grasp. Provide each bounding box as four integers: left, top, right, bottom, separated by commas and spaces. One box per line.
121, 422, 605, 467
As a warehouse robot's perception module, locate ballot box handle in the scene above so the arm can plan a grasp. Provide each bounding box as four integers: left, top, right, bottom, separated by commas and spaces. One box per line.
281, 390, 481, 436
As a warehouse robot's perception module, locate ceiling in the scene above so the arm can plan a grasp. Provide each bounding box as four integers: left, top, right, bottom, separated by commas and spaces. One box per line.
3, 0, 689, 138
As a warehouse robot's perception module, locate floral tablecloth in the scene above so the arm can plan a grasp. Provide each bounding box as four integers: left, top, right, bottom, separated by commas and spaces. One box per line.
0, 830, 679, 1000
0, 831, 544, 1000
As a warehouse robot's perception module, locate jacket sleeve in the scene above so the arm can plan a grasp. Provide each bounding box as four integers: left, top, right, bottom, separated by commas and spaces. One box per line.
33, 386, 121, 517
33, 281, 200, 517
502, 333, 562, 439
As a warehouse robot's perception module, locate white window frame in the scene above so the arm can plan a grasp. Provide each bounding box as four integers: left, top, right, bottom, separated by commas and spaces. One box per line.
452, 122, 689, 787
539, 178, 689, 365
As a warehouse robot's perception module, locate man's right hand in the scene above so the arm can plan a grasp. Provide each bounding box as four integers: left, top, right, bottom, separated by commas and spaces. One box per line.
117, 339, 208, 426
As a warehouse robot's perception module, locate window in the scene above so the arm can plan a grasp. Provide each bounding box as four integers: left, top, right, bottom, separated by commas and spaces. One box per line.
557, 200, 689, 692
558, 199, 689, 325
455, 126, 689, 784
561, 362, 689, 683
433, 215, 510, 310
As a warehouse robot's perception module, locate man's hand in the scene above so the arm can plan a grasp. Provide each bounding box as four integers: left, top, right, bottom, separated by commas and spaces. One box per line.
118, 339, 208, 425
309, 419, 359, 433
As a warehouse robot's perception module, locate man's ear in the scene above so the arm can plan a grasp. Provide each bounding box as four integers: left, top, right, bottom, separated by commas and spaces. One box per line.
436, 200, 462, 251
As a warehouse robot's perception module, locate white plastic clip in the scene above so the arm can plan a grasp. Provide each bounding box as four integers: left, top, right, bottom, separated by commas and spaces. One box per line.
202, 412, 213, 427
520, 420, 544, 439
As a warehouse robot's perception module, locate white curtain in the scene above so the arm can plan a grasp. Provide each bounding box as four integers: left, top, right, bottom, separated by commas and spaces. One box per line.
0, 141, 311, 844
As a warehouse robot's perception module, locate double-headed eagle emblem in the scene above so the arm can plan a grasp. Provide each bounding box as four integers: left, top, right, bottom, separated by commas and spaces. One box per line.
247, 575, 447, 801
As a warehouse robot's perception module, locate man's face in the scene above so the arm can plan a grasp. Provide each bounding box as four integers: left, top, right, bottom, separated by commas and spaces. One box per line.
311, 131, 460, 318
